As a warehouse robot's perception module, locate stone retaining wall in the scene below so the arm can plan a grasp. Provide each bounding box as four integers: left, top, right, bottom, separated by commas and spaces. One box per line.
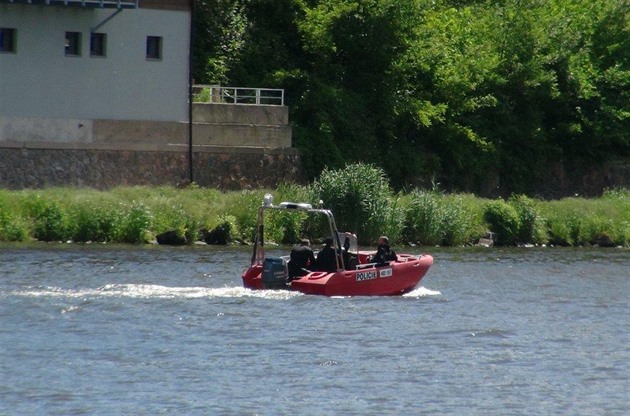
0, 147, 302, 190
539, 160, 630, 198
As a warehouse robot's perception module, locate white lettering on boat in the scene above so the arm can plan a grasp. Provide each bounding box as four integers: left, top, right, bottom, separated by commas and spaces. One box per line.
379, 268, 393, 278
356, 270, 377, 281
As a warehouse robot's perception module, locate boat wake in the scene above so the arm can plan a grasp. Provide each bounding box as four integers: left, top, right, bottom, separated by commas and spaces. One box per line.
9, 284, 440, 300
9, 284, 301, 300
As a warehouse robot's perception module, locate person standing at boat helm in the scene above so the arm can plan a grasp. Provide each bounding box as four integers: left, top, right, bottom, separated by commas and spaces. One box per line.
288, 238, 316, 280
370, 235, 398, 265
316, 233, 354, 272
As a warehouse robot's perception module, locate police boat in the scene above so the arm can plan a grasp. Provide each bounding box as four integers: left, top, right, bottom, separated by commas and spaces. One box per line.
241, 194, 433, 296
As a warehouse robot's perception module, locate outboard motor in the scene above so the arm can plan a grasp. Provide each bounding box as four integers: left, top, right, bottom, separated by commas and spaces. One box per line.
262, 257, 289, 289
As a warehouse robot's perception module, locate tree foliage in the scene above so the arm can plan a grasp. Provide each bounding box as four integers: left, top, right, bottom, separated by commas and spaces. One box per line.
194, 0, 630, 196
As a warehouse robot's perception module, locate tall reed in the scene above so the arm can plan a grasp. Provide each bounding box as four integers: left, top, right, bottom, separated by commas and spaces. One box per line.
401, 190, 484, 246
539, 190, 630, 246
312, 163, 403, 245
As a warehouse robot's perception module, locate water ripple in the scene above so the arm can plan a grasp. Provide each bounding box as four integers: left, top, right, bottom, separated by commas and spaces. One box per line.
1, 245, 628, 415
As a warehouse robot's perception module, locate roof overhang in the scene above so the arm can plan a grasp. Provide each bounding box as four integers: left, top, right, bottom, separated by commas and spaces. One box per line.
2, 0, 137, 9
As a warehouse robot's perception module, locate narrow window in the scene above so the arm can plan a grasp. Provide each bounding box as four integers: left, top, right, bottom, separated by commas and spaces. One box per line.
146, 36, 162, 60
65, 31, 81, 56
0, 28, 17, 53
90, 32, 106, 57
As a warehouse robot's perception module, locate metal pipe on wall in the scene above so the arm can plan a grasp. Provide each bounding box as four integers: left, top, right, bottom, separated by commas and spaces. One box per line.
187, 0, 195, 184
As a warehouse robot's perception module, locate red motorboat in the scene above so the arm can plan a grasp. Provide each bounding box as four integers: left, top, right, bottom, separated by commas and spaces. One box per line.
242, 195, 433, 296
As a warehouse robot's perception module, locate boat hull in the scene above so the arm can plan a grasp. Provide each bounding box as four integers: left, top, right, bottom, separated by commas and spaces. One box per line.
242, 253, 433, 296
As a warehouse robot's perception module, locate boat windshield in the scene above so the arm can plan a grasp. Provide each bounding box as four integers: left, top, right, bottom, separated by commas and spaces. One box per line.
337, 231, 358, 254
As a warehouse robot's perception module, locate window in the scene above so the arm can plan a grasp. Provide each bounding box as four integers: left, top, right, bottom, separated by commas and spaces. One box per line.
90, 32, 106, 57
0, 28, 17, 53
146, 36, 162, 60
65, 31, 81, 56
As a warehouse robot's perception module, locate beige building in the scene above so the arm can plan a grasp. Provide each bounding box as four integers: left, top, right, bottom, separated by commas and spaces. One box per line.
0, 0, 299, 189
1, 0, 190, 136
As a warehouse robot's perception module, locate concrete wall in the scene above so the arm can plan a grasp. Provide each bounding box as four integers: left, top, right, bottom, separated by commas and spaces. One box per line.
0, 102, 300, 190
0, 4, 190, 122
0, 117, 187, 149
0, 103, 292, 148
193, 103, 292, 148
193, 103, 289, 125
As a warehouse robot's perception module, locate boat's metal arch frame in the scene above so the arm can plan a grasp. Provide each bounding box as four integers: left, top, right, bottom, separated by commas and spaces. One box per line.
250, 199, 345, 271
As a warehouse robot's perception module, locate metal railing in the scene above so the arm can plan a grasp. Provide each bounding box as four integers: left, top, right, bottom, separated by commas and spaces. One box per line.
193, 85, 284, 106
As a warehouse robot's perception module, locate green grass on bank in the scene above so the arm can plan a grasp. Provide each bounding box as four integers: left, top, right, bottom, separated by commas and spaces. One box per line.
0, 165, 628, 247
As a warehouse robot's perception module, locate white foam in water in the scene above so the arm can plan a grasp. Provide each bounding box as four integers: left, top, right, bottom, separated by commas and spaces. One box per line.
11, 284, 438, 300
403, 286, 441, 297
11, 284, 302, 300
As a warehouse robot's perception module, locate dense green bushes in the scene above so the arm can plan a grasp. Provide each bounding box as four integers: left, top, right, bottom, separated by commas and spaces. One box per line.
0, 167, 628, 247
483, 200, 521, 246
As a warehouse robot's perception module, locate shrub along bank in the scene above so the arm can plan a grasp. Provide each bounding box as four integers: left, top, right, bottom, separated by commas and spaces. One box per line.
0, 164, 628, 248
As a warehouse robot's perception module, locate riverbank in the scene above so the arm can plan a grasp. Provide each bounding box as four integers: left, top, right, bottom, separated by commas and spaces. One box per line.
1, 181, 628, 248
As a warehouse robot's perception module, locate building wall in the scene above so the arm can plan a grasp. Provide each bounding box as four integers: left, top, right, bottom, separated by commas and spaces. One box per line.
0, 103, 292, 149
0, 3, 190, 122
0, 2, 304, 191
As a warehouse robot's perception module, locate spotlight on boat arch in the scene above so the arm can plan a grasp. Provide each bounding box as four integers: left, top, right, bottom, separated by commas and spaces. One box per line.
263, 193, 274, 207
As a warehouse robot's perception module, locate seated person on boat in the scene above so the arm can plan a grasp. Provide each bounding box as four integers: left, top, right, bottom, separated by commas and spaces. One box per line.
288, 238, 315, 280
370, 236, 398, 265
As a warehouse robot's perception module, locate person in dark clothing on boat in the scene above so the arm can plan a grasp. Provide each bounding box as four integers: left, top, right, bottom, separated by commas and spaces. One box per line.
316, 237, 339, 272
288, 238, 316, 280
316, 233, 354, 272
370, 235, 398, 265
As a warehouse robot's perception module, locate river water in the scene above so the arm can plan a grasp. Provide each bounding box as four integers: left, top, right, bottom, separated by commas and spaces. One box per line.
0, 244, 628, 415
